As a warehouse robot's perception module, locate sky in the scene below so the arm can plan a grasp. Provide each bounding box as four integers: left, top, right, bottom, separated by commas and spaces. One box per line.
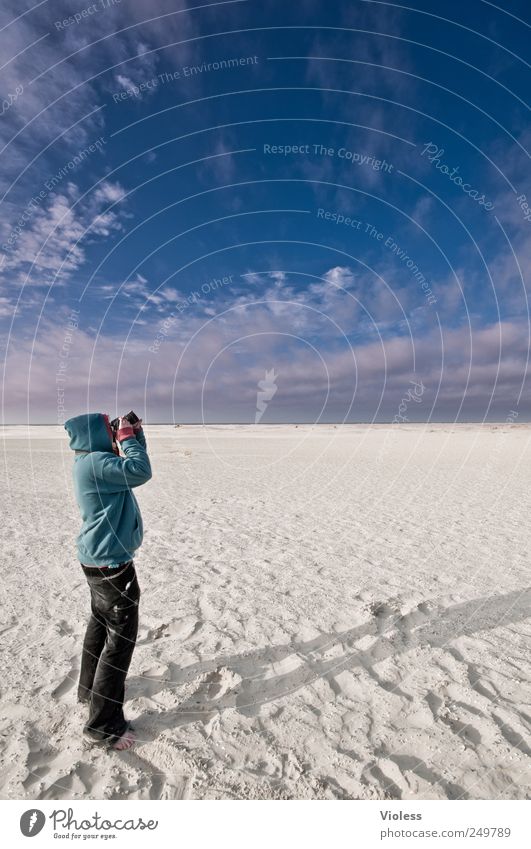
0, 0, 530, 423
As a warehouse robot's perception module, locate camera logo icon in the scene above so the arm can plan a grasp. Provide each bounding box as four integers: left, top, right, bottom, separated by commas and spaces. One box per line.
20, 810, 46, 837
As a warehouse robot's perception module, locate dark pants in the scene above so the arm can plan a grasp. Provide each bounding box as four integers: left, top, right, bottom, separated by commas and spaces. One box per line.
78, 561, 140, 742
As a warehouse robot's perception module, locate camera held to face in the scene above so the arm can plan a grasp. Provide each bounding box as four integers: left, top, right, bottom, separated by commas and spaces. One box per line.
109, 410, 140, 434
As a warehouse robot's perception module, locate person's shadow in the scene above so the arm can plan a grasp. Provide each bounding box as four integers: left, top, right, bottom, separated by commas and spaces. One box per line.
127, 587, 531, 742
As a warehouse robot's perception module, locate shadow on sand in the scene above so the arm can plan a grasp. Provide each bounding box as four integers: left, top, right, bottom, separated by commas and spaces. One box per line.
128, 587, 530, 741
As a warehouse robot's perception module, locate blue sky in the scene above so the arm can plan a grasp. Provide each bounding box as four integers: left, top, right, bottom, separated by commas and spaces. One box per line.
1, 0, 530, 422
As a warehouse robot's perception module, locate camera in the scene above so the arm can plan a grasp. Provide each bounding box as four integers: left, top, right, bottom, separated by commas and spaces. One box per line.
109, 410, 140, 433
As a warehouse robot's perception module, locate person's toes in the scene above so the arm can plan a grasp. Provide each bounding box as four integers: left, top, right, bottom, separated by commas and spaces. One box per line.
112, 729, 135, 751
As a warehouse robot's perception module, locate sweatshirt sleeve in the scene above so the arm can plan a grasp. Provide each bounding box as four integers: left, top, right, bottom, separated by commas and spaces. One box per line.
97, 437, 152, 489
135, 427, 147, 449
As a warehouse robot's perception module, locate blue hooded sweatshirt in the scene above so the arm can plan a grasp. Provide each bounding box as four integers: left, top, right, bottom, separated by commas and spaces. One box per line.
64, 413, 152, 567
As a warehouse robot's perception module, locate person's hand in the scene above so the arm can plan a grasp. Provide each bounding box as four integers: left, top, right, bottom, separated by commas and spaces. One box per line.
133, 418, 143, 433
115, 416, 135, 443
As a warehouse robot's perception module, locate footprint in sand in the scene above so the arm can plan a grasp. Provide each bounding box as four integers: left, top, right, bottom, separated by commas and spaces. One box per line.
137, 617, 202, 645
168, 618, 202, 640
148, 623, 169, 641
56, 620, 75, 637
205, 667, 241, 699
51, 658, 79, 701
186, 666, 242, 707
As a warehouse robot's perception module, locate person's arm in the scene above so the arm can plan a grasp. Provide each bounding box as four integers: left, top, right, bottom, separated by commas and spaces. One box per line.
97, 419, 152, 489
133, 420, 147, 449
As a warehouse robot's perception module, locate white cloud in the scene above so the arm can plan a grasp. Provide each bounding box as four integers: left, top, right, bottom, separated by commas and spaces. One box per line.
3, 307, 530, 422
0, 180, 126, 283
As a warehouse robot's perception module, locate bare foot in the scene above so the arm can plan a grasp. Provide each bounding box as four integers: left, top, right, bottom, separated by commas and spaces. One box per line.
112, 729, 136, 751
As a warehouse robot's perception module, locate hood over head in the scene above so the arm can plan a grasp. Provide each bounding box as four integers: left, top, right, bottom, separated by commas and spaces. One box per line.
64, 413, 114, 453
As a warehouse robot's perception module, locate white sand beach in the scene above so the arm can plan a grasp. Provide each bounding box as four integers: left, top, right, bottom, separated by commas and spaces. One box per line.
1, 424, 530, 800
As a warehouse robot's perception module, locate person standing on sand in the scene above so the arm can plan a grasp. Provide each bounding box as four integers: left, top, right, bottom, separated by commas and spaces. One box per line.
64, 413, 152, 751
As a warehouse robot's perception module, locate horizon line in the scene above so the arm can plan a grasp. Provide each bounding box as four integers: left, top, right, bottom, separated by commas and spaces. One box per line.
1, 421, 527, 427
